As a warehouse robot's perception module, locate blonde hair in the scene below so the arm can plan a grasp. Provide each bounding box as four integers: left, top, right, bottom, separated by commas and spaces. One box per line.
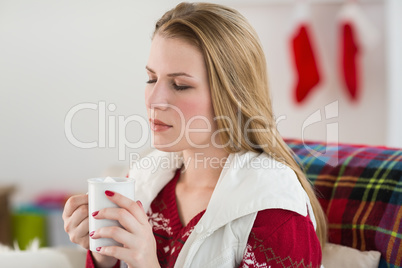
154, 2, 327, 247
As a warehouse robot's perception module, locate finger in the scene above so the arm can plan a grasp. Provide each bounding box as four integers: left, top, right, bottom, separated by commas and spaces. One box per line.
93, 207, 141, 234
104, 191, 148, 225
96, 246, 133, 263
69, 204, 89, 229
79, 217, 90, 249
63, 194, 88, 219
69, 217, 89, 248
76, 217, 90, 240
64, 204, 88, 234
92, 226, 135, 248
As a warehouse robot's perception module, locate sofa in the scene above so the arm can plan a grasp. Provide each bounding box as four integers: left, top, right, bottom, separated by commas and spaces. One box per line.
286, 139, 402, 268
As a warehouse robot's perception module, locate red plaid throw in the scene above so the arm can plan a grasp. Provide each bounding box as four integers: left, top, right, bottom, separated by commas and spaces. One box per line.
286, 139, 402, 268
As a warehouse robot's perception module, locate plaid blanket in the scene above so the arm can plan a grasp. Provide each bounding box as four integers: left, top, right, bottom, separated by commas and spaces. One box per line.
285, 139, 402, 268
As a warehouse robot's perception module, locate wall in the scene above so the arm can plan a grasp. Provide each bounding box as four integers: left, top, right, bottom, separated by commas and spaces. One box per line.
386, 0, 402, 148
0, 0, 396, 204
229, 0, 386, 146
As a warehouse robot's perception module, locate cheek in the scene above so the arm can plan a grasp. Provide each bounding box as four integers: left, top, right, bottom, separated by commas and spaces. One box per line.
180, 101, 200, 118
179, 98, 216, 129
180, 98, 212, 119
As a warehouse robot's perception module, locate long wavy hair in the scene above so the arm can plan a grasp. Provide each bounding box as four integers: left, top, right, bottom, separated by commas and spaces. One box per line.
153, 2, 327, 247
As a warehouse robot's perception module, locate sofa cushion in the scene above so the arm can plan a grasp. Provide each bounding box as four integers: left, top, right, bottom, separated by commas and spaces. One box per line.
322, 242, 381, 268
286, 139, 402, 268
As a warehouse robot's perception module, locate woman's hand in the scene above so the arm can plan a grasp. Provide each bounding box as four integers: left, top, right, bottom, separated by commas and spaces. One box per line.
62, 194, 90, 249
90, 190, 160, 268
63, 194, 117, 267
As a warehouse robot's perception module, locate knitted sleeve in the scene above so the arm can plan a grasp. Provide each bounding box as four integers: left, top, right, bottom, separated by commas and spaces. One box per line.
239, 209, 322, 268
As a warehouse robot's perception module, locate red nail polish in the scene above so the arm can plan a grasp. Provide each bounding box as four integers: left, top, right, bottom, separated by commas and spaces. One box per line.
137, 200, 143, 210
105, 190, 114, 196
92, 211, 99, 217
89, 231, 95, 237
96, 247, 101, 251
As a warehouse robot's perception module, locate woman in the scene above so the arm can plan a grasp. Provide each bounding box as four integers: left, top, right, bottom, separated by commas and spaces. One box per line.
63, 2, 327, 267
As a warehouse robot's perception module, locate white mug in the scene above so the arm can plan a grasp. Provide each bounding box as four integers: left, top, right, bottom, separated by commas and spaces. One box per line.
88, 177, 135, 252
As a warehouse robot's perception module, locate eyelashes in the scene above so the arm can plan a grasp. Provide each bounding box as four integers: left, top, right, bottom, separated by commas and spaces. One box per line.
173, 84, 191, 91
146, 79, 157, 84
146, 79, 191, 91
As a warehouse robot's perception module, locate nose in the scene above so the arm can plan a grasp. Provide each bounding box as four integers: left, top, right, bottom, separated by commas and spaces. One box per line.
145, 81, 169, 111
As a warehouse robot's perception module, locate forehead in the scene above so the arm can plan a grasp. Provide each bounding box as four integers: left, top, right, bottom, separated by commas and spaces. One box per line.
148, 34, 206, 76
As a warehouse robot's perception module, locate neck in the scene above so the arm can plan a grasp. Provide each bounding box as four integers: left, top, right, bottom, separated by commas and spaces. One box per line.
179, 147, 229, 189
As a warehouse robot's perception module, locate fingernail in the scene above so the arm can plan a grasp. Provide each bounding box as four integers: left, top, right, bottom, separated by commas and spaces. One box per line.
96, 247, 101, 251
92, 211, 99, 217
105, 190, 114, 197
137, 200, 143, 210
89, 231, 95, 237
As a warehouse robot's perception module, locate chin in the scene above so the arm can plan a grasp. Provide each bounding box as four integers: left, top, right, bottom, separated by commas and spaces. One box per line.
151, 141, 183, 153
151, 135, 185, 152
152, 146, 176, 152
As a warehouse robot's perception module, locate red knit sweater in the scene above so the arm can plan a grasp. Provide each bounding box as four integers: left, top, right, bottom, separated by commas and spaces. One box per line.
87, 170, 322, 268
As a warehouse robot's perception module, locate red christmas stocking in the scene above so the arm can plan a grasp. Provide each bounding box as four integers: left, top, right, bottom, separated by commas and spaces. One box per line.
340, 22, 359, 100
291, 23, 321, 103
338, 2, 379, 101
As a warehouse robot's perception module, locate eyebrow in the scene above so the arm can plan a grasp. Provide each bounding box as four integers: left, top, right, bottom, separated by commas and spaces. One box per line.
145, 66, 193, 78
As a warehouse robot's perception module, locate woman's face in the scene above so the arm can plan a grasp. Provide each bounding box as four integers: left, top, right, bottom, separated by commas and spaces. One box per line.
145, 34, 217, 152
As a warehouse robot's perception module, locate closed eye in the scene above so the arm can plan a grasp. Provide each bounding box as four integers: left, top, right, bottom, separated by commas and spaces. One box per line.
173, 83, 191, 91
146, 79, 191, 91
146, 79, 157, 84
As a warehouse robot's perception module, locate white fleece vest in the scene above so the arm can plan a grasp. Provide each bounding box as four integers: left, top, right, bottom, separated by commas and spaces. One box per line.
129, 150, 317, 268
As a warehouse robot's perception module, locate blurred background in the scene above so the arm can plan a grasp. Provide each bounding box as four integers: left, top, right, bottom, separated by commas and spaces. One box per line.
0, 0, 401, 248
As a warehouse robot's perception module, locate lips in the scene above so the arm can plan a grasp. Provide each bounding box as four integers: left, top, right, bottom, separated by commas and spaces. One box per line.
149, 118, 172, 132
